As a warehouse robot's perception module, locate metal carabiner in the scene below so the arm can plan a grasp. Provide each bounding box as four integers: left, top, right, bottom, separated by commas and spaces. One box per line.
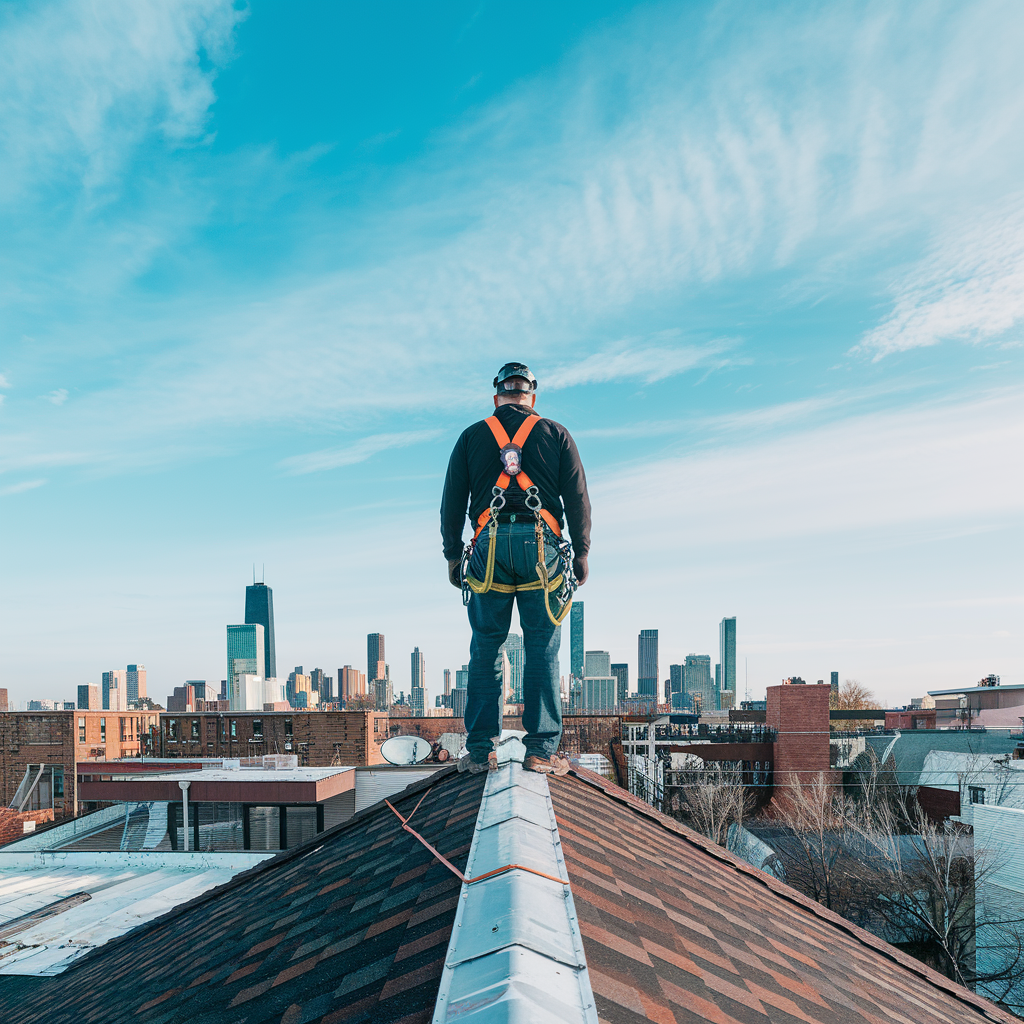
524, 484, 542, 512
489, 485, 507, 514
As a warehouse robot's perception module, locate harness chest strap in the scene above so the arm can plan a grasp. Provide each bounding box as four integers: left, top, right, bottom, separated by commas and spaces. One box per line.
473, 415, 562, 539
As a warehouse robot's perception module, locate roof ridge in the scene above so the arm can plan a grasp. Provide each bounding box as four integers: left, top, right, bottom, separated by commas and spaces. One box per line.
560, 767, 1016, 1024
48, 765, 463, 977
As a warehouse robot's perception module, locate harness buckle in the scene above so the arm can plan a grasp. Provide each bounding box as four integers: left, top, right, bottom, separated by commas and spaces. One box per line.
489, 485, 507, 514
524, 484, 542, 512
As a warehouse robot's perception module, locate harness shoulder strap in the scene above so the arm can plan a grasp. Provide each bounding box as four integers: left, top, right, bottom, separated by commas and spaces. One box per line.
484, 416, 511, 448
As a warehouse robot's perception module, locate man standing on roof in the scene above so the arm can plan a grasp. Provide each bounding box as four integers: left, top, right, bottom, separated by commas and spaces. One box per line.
441, 362, 591, 776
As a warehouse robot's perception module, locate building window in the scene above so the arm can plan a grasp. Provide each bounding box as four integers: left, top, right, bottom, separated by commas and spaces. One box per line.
100, 718, 106, 742
230, 720, 237, 738
284, 718, 292, 737
220, 718, 227, 741
78, 718, 86, 743
969, 786, 986, 805
168, 719, 178, 741
252, 719, 263, 738
53, 766, 64, 798
120, 718, 127, 742
191, 719, 200, 740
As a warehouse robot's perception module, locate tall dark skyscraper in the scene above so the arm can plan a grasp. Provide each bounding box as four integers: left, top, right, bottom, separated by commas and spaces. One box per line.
611, 663, 629, 702
245, 582, 277, 680
368, 633, 386, 681
570, 603, 584, 680
719, 617, 736, 708
638, 629, 658, 696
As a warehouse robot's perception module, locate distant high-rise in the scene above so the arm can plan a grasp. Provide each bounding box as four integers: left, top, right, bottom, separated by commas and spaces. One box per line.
443, 669, 452, 696
570, 603, 584, 679
226, 624, 265, 711
310, 668, 326, 703
339, 666, 366, 703
830, 671, 839, 696
455, 664, 469, 689
102, 669, 128, 711
244, 582, 277, 681
684, 654, 714, 713
453, 687, 468, 718
411, 647, 426, 713
78, 684, 100, 710
584, 650, 611, 677
126, 664, 147, 705
610, 663, 629, 702
368, 634, 386, 681
186, 680, 209, 701
719, 617, 736, 710
638, 629, 659, 697
0, 688, 7, 711
499, 633, 525, 703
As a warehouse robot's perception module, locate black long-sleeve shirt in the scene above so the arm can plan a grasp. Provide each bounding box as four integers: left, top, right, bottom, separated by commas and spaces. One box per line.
440, 404, 591, 561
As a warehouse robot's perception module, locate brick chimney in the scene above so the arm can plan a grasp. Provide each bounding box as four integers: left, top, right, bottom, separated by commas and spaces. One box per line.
766, 681, 833, 791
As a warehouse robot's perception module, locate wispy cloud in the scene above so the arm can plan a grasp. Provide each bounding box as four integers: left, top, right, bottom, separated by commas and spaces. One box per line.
0, 479, 46, 496
0, 373, 10, 389
45, 388, 68, 406
546, 339, 731, 389
278, 430, 444, 476
0, 0, 242, 202
857, 193, 1024, 358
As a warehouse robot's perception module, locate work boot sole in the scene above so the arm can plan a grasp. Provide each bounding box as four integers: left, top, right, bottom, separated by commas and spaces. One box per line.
524, 755, 570, 776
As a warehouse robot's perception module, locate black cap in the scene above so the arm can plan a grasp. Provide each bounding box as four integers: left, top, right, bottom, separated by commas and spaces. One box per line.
493, 362, 537, 393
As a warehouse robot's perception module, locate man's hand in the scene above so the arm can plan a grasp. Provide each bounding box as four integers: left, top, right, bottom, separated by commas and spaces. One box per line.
573, 555, 588, 586
448, 558, 462, 588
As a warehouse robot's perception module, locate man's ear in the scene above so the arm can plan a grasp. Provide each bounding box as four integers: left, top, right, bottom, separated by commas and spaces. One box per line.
528, 393, 537, 408
493, 395, 501, 409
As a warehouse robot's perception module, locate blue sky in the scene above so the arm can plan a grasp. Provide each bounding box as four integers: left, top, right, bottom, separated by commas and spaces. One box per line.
1, 0, 1021, 709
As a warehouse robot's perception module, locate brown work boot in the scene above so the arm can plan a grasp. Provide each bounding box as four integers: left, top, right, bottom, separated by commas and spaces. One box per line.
524, 754, 571, 776
458, 751, 498, 774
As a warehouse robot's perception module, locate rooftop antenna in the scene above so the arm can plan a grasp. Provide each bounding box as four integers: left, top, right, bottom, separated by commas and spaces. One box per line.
253, 564, 256, 585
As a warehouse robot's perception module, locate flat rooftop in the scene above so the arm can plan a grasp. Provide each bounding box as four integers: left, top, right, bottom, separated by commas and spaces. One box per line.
927, 683, 1024, 696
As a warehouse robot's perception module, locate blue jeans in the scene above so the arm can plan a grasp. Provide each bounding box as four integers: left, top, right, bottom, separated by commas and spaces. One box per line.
465, 520, 564, 761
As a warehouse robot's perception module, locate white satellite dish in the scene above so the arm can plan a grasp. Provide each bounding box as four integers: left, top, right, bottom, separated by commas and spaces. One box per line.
380, 735, 433, 765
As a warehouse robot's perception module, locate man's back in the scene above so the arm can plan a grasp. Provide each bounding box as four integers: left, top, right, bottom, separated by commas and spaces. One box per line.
440, 403, 591, 561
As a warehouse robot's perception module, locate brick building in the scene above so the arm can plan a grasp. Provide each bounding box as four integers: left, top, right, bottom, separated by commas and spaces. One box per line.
885, 707, 937, 730
0, 711, 157, 817
766, 681, 836, 793
156, 710, 389, 766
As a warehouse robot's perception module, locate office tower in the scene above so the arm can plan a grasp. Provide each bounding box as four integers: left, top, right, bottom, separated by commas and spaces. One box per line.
638, 629, 658, 697
456, 664, 469, 689
373, 671, 393, 711
310, 668, 326, 704
411, 647, 425, 714
719, 617, 736, 710
62, 701, 75, 710
453, 687, 468, 719
0, 688, 7, 711
126, 664, 147, 704
167, 684, 196, 712
584, 650, 611, 678
830, 671, 839, 697
669, 664, 684, 696
582, 652, 616, 711
226, 624, 265, 711
499, 633, 525, 703
443, 669, 452, 697
684, 654, 713, 714
368, 633, 385, 682
570, 602, 584, 680
500, 652, 512, 702
186, 680, 208, 701
77, 684, 100, 710
339, 666, 367, 703
102, 669, 128, 712
287, 667, 311, 708
610, 663, 629, 703
321, 676, 334, 703
244, 582, 277, 681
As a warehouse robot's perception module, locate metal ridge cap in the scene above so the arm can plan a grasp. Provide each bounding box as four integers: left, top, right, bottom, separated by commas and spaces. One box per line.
432, 761, 598, 1024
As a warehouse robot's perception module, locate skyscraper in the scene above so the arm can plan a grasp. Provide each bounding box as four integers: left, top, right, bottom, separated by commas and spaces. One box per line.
684, 654, 713, 714
78, 684, 100, 710
368, 633, 385, 682
582, 651, 616, 711
499, 633, 525, 703
411, 647, 426, 713
570, 602, 584, 680
102, 669, 127, 711
719, 616, 736, 711
226, 624, 265, 711
443, 669, 452, 697
456, 664, 469, 689
638, 629, 658, 697
126, 664, 147, 705
830, 671, 839, 699
611, 663, 629, 703
244, 582, 277, 681
339, 666, 366, 703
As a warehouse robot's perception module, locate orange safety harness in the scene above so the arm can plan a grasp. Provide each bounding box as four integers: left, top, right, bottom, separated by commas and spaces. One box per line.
461, 413, 575, 626
471, 414, 562, 540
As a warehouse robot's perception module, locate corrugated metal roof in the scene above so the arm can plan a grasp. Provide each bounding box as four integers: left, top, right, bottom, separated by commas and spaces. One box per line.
432, 762, 598, 1023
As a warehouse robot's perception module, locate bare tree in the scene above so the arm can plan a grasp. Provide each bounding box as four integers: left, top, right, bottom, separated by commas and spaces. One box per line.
666, 761, 753, 847
831, 679, 882, 732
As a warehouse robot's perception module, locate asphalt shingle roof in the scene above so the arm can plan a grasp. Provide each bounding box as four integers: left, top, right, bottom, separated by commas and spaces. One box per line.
0, 768, 486, 1024
551, 767, 1016, 1024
